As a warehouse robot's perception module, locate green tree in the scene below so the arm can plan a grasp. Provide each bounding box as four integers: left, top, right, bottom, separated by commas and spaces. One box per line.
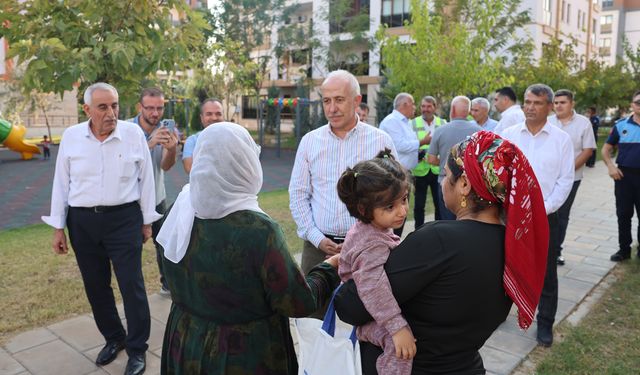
573, 61, 634, 113
379, 0, 530, 107
0, 0, 209, 107
209, 0, 295, 127
623, 38, 640, 83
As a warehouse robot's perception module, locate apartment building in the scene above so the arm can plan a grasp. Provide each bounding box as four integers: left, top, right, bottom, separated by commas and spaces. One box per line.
598, 0, 640, 66
238, 0, 600, 125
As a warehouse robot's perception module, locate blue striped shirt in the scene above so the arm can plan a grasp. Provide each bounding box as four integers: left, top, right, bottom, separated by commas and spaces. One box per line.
289, 122, 397, 247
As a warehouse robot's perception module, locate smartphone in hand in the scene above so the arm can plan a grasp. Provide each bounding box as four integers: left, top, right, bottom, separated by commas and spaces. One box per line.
161, 119, 176, 131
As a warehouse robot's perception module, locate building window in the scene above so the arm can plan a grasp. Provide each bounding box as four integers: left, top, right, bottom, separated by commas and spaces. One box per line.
602, 0, 613, 8
591, 18, 597, 45
600, 14, 613, 33
561, 0, 565, 22
599, 37, 611, 56
543, 0, 553, 26
381, 0, 411, 28
566, 3, 571, 24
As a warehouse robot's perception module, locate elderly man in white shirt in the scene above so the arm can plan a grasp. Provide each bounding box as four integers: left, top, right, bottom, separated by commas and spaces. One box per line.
501, 84, 574, 349
379, 92, 429, 235
380, 93, 428, 171
548, 89, 597, 266
289, 70, 396, 277
493, 86, 526, 134
42, 83, 160, 375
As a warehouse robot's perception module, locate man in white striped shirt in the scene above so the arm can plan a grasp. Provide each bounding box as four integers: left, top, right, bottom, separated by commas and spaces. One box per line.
289, 70, 396, 275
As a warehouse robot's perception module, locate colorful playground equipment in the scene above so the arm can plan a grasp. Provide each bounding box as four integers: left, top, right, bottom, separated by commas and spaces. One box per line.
0, 118, 41, 160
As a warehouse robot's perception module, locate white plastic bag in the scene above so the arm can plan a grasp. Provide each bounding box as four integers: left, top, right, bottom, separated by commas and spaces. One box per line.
295, 286, 362, 375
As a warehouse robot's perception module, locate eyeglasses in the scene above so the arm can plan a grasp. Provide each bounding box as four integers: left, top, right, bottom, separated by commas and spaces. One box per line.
141, 105, 165, 113
633, 101, 640, 106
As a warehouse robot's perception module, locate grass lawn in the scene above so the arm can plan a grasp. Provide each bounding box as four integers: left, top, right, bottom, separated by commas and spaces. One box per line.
0, 188, 430, 345
531, 261, 640, 373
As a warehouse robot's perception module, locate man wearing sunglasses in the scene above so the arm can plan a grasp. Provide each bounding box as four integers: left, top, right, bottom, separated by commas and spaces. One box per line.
128, 87, 178, 296
603, 90, 640, 262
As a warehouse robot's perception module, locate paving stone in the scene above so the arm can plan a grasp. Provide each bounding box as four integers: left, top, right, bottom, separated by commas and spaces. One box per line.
147, 318, 166, 353
0, 347, 26, 375
558, 277, 594, 303
560, 253, 586, 265
85, 370, 109, 375
555, 298, 577, 322
484, 329, 537, 357
480, 346, 522, 375
574, 236, 619, 248
574, 231, 612, 241
48, 315, 103, 352
494, 315, 537, 341
562, 239, 598, 251
583, 256, 617, 268
13, 340, 97, 375
4, 328, 57, 354
148, 294, 171, 324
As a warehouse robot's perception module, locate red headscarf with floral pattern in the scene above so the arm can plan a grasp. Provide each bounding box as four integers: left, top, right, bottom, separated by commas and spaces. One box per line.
450, 131, 549, 329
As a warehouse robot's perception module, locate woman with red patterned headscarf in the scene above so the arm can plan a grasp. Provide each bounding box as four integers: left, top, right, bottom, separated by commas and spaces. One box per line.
336, 131, 549, 374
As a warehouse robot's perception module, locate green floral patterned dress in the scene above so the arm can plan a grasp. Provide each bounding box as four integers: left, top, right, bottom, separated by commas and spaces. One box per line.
160, 210, 339, 375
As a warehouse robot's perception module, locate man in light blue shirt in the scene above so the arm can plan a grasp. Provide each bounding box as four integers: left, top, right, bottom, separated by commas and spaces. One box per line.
182, 98, 224, 174
470, 97, 498, 132
380, 93, 430, 171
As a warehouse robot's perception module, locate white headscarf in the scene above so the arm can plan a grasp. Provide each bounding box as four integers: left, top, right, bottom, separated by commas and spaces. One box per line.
157, 122, 264, 263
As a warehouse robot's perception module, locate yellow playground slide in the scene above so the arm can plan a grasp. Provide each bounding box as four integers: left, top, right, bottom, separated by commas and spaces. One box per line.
0, 118, 41, 160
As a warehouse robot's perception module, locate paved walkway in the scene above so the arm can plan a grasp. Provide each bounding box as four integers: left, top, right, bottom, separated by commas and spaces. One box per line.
1, 161, 635, 375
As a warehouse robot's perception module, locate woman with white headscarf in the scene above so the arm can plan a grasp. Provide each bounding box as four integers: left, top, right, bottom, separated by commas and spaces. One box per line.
157, 123, 340, 374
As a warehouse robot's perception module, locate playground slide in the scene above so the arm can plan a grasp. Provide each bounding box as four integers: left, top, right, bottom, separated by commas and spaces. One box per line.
0, 118, 41, 160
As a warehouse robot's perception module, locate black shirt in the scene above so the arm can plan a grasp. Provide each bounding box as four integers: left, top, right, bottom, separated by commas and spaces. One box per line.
335, 220, 512, 374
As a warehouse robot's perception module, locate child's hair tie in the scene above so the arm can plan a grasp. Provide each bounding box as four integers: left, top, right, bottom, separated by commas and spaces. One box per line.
354, 172, 359, 178
383, 154, 389, 158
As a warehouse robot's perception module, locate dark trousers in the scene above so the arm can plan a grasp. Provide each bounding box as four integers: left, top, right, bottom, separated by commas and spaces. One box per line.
537, 212, 560, 329
615, 169, 640, 254
557, 180, 581, 257
437, 182, 456, 220
43, 148, 50, 159
67, 203, 150, 355
413, 171, 441, 228
152, 200, 167, 288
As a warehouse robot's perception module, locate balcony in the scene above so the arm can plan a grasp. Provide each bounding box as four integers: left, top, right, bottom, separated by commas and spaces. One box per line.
600, 23, 612, 33
599, 46, 611, 56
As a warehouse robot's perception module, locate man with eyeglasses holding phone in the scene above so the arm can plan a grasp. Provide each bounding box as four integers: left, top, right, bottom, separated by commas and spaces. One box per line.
128, 87, 178, 296
603, 90, 640, 262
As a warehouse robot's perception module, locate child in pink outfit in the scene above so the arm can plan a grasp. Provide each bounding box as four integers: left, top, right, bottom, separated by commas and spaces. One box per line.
337, 149, 415, 374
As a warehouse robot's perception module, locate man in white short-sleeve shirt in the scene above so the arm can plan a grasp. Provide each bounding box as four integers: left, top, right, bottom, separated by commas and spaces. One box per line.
548, 89, 596, 266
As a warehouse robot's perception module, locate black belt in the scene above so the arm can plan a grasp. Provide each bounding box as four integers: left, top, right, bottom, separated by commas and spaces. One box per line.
324, 234, 346, 244
72, 201, 138, 214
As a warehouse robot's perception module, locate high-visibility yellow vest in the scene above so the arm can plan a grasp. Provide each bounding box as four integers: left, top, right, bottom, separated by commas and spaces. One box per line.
412, 116, 444, 177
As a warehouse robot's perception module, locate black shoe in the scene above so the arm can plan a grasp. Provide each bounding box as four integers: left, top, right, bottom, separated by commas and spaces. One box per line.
610, 251, 631, 262
557, 255, 565, 266
95, 341, 125, 366
124, 353, 146, 375
536, 324, 553, 347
